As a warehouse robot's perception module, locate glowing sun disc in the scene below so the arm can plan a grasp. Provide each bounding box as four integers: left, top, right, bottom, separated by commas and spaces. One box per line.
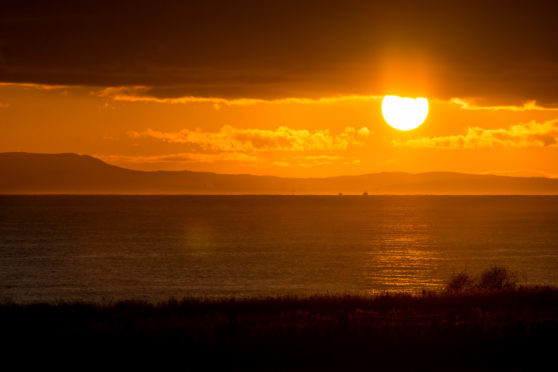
382, 95, 429, 131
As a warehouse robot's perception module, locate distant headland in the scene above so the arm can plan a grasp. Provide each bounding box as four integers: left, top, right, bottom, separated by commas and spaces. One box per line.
2, 152, 558, 195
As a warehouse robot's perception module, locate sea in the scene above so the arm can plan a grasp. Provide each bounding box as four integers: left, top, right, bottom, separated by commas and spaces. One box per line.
1, 195, 557, 303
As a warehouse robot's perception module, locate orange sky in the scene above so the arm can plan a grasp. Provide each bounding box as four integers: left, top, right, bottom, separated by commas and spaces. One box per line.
1, 1, 558, 178
1, 83, 558, 178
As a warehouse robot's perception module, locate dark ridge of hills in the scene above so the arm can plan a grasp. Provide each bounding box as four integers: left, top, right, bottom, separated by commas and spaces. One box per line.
1, 152, 558, 194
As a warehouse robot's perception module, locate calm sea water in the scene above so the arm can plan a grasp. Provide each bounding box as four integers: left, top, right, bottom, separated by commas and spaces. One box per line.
1, 195, 558, 303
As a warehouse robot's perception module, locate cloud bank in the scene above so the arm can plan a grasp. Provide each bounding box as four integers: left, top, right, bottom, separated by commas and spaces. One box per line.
97, 86, 381, 106
2, 1, 558, 105
129, 125, 371, 153
395, 120, 558, 149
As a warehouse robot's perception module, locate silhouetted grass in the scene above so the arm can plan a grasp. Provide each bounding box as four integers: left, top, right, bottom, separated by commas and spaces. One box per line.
2, 286, 558, 369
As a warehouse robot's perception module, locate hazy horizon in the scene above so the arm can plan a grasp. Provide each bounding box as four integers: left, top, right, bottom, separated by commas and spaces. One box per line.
3, 151, 558, 180
3, 152, 558, 195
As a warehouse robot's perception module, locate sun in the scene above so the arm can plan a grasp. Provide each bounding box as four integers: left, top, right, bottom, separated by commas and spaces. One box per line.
382, 95, 429, 131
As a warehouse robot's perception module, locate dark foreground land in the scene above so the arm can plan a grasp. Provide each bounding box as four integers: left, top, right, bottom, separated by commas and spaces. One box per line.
2, 289, 558, 370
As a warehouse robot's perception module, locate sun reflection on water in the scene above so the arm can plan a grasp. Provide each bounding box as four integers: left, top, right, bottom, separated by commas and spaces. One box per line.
366, 224, 446, 294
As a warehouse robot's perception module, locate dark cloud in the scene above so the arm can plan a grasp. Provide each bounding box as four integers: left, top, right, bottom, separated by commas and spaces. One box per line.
1, 0, 558, 104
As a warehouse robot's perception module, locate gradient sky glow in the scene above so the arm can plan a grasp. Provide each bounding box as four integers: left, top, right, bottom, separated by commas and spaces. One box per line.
2, 1, 558, 177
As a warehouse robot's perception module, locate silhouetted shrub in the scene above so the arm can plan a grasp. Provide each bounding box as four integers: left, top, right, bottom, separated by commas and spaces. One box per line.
477, 265, 517, 291
446, 272, 475, 293
446, 266, 519, 293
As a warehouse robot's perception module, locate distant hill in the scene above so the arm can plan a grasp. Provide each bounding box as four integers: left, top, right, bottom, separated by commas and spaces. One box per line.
1, 152, 558, 194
